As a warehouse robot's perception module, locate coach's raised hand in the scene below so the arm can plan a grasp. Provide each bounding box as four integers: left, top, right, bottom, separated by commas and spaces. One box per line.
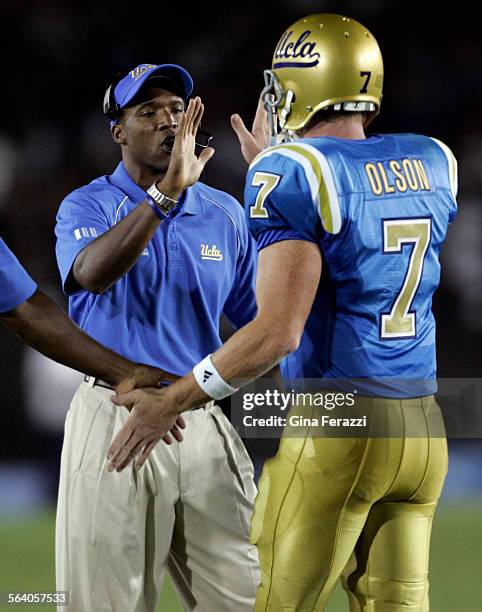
157, 96, 215, 201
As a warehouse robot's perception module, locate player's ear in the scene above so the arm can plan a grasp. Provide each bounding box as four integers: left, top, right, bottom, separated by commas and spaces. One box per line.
111, 122, 127, 145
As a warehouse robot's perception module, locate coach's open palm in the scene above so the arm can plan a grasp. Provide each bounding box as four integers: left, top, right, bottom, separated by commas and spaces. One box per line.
158, 97, 215, 197
107, 387, 182, 471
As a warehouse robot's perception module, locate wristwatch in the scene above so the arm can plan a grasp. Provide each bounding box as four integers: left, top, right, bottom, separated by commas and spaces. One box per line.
146, 181, 179, 218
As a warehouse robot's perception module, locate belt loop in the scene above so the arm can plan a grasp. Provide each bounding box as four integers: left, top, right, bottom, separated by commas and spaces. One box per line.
84, 375, 96, 387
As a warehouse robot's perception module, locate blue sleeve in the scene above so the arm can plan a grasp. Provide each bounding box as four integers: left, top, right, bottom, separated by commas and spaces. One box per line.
0, 237, 37, 313
255, 228, 309, 251
223, 217, 258, 329
244, 149, 321, 244
55, 191, 110, 294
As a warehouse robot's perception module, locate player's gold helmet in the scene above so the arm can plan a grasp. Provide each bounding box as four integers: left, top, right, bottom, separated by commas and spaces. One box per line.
263, 13, 384, 138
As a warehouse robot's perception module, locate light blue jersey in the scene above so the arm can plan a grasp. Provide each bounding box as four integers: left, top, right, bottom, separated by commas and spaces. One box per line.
0, 237, 37, 313
56, 162, 257, 375
245, 134, 457, 396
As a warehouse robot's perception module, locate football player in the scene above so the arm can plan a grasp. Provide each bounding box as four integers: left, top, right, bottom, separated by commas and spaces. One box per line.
108, 14, 456, 611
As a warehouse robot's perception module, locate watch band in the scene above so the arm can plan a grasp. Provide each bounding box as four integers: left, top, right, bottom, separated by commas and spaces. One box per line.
146, 181, 179, 214
146, 195, 169, 220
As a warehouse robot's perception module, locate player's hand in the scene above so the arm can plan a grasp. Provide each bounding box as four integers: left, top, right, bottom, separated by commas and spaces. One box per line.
107, 387, 184, 471
231, 95, 271, 164
157, 97, 215, 198
114, 364, 178, 395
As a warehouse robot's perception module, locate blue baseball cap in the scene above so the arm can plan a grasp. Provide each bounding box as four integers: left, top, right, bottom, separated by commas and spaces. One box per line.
103, 63, 194, 121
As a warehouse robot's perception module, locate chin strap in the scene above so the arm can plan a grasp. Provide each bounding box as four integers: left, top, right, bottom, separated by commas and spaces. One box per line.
279, 89, 294, 136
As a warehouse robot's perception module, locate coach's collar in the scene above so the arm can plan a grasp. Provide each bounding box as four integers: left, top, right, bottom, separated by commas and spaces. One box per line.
109, 162, 203, 215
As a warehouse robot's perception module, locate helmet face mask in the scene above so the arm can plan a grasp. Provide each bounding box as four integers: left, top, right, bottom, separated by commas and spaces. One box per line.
265, 13, 384, 138
262, 69, 293, 144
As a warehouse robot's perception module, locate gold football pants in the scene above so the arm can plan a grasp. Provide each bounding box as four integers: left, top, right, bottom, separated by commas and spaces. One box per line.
251, 394, 448, 611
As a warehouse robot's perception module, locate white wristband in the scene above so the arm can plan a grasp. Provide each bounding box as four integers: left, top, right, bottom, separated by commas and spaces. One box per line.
192, 354, 239, 400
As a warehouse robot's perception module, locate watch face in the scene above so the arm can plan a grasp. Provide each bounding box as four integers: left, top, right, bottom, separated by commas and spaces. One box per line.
164, 198, 177, 210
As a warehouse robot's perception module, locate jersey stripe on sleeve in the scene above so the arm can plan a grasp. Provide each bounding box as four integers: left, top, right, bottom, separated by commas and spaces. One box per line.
250, 143, 342, 234
429, 137, 458, 199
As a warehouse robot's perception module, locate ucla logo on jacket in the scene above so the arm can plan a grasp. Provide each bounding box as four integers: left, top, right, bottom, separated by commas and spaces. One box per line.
201, 244, 223, 261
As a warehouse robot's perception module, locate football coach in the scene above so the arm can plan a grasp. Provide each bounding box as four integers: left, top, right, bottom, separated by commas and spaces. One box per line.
54, 64, 260, 611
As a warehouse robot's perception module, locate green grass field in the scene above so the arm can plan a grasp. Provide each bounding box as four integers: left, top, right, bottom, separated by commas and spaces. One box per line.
0, 502, 480, 611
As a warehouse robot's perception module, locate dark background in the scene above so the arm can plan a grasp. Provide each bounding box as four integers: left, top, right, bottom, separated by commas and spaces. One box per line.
0, 0, 480, 480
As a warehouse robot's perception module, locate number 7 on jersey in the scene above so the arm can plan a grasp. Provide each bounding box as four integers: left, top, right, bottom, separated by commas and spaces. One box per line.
250, 172, 281, 218
381, 218, 432, 339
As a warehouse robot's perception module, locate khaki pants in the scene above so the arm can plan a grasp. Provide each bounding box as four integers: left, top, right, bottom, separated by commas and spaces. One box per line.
252, 394, 448, 611
56, 381, 260, 611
